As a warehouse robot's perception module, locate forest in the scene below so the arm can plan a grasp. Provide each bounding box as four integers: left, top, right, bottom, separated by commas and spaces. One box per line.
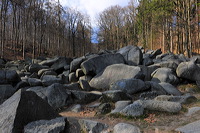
0, 0, 200, 59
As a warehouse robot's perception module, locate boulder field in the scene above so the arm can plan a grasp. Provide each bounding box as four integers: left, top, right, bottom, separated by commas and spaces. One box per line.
0, 45, 200, 132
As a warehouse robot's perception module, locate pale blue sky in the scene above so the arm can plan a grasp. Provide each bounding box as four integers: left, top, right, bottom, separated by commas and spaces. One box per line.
60, 0, 131, 25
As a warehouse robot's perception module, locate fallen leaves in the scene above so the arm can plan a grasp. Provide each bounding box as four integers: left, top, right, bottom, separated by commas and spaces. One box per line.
144, 114, 157, 123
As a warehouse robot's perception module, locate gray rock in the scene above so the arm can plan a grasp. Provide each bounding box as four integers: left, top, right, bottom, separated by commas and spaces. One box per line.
29, 72, 38, 78
156, 53, 169, 60
51, 57, 72, 73
147, 81, 167, 95
176, 60, 200, 81
24, 117, 67, 133
159, 82, 182, 96
154, 94, 197, 104
161, 53, 181, 61
90, 64, 142, 90
79, 75, 93, 82
0, 58, 6, 65
111, 101, 132, 113
76, 68, 84, 78
64, 65, 70, 70
140, 65, 160, 81
110, 78, 148, 94
79, 119, 108, 133
0, 90, 59, 133
38, 68, 54, 77
71, 90, 101, 104
59, 72, 69, 84
79, 79, 91, 90
149, 48, 162, 59
64, 83, 81, 90
81, 53, 125, 75
186, 107, 200, 116
67, 117, 81, 133
0, 85, 16, 104
41, 71, 57, 78
28, 78, 42, 86
27, 83, 71, 109
175, 120, 200, 133
15, 81, 29, 90
143, 56, 154, 66
97, 103, 111, 114
151, 68, 179, 85
139, 91, 159, 100
39, 57, 60, 66
113, 123, 141, 133
70, 56, 85, 72
120, 101, 144, 117
69, 72, 78, 83
41, 75, 63, 86
29, 64, 49, 73
102, 90, 131, 103
117, 45, 143, 65
142, 100, 182, 113
0, 70, 21, 86
71, 104, 82, 113
158, 60, 179, 70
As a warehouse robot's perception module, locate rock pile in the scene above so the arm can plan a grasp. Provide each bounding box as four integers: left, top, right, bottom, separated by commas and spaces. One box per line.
0, 45, 199, 132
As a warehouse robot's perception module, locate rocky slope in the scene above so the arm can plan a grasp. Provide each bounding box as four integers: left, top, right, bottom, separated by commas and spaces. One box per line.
0, 45, 200, 133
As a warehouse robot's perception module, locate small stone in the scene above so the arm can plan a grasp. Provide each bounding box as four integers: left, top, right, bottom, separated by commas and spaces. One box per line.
70, 104, 82, 113
120, 101, 144, 117
97, 103, 111, 114
111, 101, 132, 114
113, 123, 141, 133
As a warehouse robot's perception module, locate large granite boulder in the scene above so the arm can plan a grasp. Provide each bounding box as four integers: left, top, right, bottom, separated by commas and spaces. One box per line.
110, 78, 149, 94
78, 119, 108, 133
186, 107, 200, 116
140, 65, 160, 81
120, 101, 144, 117
81, 53, 125, 75
24, 117, 67, 133
0, 85, 16, 104
70, 56, 85, 72
51, 57, 72, 73
147, 81, 168, 95
175, 120, 200, 133
39, 57, 60, 66
28, 78, 42, 86
101, 90, 131, 103
111, 101, 132, 114
27, 83, 71, 109
71, 90, 101, 104
41, 75, 63, 86
142, 100, 182, 113
176, 59, 200, 81
151, 68, 179, 85
159, 82, 182, 96
0, 90, 59, 133
0, 70, 21, 86
154, 94, 197, 104
157, 60, 179, 71
79, 119, 108, 133
117, 45, 143, 65
90, 64, 142, 90
113, 123, 141, 133
149, 48, 162, 59
29, 64, 49, 73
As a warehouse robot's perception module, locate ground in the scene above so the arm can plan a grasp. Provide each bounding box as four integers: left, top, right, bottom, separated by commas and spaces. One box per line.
60, 84, 200, 133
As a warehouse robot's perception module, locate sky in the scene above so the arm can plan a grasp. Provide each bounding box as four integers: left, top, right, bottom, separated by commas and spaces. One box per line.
59, 0, 131, 26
